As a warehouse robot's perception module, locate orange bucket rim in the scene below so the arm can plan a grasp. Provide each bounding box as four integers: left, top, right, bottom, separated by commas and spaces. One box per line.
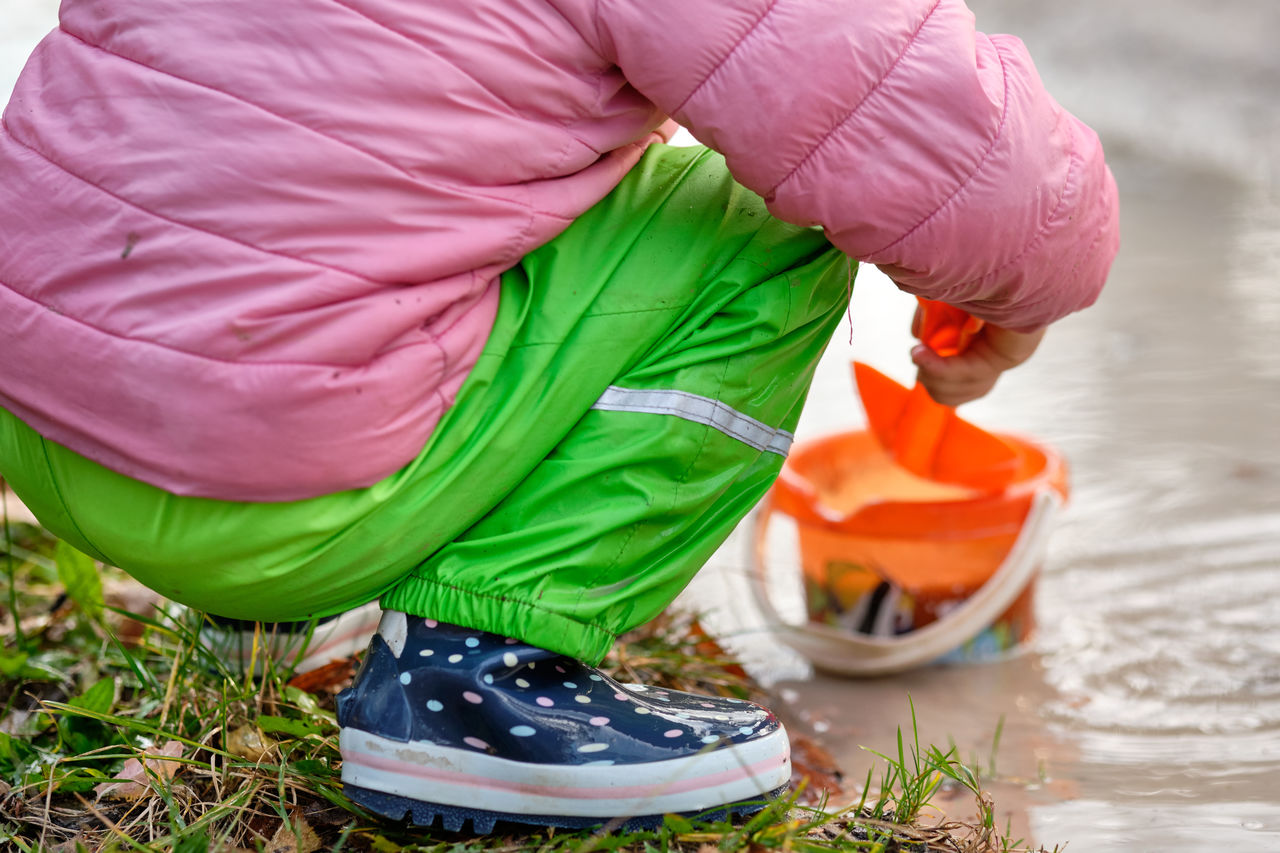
772, 429, 1069, 536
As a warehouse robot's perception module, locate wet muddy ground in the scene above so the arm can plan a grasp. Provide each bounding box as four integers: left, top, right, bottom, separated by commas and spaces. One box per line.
4, 1, 1278, 850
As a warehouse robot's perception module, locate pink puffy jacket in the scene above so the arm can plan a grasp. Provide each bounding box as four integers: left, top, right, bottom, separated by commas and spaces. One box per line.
0, 0, 1118, 502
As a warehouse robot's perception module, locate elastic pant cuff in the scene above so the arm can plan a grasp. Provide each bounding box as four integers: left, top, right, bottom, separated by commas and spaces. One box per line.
379, 576, 617, 665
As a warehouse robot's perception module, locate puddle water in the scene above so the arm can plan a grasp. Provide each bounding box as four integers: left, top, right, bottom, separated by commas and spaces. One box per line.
4, 1, 1278, 850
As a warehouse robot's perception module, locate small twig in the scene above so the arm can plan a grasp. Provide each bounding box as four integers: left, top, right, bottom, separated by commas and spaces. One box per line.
158, 645, 182, 728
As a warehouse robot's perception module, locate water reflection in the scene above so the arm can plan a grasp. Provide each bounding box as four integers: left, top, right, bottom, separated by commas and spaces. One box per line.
1034, 801, 1280, 853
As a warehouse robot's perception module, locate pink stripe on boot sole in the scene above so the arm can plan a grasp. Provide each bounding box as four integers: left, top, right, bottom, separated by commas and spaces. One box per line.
343, 744, 788, 800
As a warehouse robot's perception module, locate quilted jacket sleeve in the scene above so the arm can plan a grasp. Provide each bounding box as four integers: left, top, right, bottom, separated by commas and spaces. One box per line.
555, 0, 1119, 331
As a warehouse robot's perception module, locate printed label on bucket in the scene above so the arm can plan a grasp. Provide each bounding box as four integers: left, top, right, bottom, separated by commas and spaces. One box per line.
805, 557, 1036, 663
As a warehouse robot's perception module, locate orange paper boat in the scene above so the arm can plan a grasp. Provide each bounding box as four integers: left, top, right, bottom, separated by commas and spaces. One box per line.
854, 299, 1019, 491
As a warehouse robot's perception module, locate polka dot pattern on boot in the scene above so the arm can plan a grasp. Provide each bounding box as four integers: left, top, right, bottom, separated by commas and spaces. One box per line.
356, 615, 784, 770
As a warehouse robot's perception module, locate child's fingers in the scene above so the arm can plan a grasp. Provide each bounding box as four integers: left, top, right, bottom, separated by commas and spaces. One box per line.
910, 324, 1046, 406
913, 362, 999, 406
909, 346, 990, 405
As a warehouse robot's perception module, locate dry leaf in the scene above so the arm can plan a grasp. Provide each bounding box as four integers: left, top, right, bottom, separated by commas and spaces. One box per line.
265, 812, 321, 853
287, 654, 359, 694
102, 577, 164, 647
227, 723, 278, 762
94, 739, 185, 800
688, 618, 751, 681
789, 732, 846, 805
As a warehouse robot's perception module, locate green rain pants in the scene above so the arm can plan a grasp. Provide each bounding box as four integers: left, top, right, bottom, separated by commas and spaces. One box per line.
0, 145, 853, 664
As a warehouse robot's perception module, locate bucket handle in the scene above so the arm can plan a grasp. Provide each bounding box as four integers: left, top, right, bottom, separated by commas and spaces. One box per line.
748, 487, 1062, 677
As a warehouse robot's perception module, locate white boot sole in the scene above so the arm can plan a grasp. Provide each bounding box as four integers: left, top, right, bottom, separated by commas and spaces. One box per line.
340, 724, 790, 819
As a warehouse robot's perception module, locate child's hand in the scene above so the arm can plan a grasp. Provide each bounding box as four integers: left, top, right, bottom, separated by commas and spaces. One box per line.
908, 318, 1046, 407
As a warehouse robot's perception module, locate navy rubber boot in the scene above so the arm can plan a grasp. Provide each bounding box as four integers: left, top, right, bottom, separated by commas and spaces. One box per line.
336, 612, 791, 833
